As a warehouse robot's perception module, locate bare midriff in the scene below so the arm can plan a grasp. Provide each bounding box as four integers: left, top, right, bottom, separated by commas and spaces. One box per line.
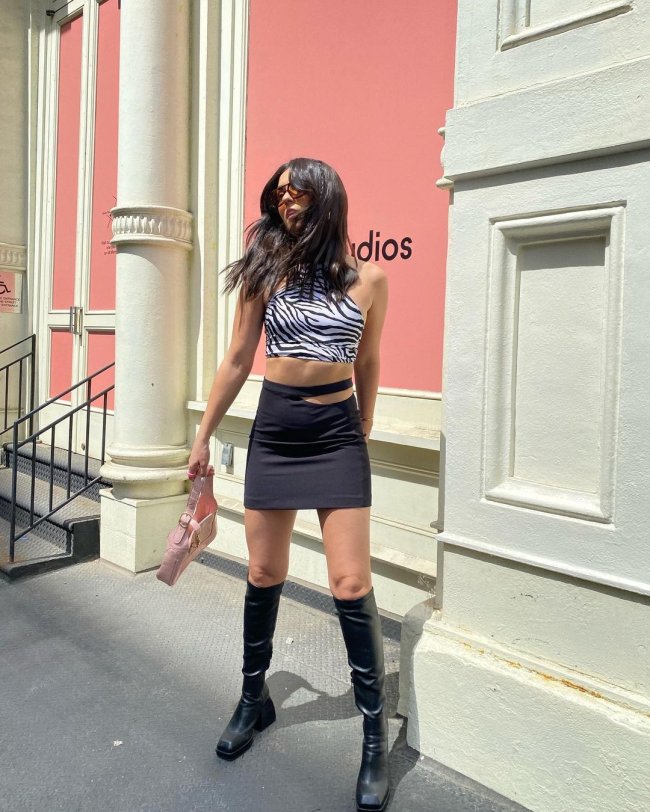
265, 357, 354, 404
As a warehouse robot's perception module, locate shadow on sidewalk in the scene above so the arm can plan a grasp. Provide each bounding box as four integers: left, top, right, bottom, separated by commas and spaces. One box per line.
266, 669, 418, 808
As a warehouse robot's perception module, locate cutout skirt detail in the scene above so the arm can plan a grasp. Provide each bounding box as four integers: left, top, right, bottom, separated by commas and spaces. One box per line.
244, 378, 372, 510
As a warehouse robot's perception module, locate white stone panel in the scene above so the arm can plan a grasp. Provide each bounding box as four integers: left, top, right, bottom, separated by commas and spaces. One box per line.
99, 488, 187, 572
484, 206, 623, 523
409, 616, 650, 812
442, 550, 650, 696
499, 0, 632, 50
444, 58, 650, 180
529, 0, 619, 28
513, 238, 605, 492
455, 0, 649, 104
441, 156, 648, 591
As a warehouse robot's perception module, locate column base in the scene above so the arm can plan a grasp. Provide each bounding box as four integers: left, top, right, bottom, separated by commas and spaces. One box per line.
408, 616, 650, 812
100, 458, 188, 500
99, 487, 188, 572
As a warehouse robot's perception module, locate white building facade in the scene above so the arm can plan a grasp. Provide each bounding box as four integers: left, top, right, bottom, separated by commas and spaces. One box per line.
408, 2, 650, 810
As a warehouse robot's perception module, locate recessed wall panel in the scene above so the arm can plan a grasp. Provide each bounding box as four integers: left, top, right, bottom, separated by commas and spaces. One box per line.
529, 0, 607, 28
513, 239, 605, 492
484, 207, 623, 522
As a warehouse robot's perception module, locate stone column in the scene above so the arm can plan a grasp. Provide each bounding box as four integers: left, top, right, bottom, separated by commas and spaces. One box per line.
0, 1, 29, 431
100, 0, 192, 571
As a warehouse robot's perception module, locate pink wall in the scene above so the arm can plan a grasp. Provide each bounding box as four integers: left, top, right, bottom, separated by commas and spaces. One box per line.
50, 330, 73, 401
245, 1, 457, 391
52, 13, 83, 313
86, 331, 115, 411
89, 0, 120, 312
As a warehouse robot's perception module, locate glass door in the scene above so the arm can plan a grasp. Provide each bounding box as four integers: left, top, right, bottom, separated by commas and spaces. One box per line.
40, 0, 119, 459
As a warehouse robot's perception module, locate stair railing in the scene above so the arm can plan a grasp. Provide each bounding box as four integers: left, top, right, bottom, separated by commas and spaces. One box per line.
8, 362, 114, 561
0, 334, 36, 441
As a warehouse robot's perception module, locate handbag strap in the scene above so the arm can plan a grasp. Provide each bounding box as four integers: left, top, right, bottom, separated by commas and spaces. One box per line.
179, 471, 213, 528
185, 475, 205, 515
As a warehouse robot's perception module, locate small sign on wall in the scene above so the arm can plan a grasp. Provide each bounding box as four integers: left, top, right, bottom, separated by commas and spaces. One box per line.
0, 271, 23, 314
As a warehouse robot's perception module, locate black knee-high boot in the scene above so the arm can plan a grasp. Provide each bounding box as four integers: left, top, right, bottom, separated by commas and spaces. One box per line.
216, 580, 284, 760
334, 589, 390, 812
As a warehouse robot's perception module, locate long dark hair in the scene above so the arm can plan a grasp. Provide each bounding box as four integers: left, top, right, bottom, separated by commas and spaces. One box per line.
223, 157, 358, 300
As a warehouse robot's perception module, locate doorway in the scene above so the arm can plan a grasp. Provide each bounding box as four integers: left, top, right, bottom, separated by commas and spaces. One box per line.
35, 0, 119, 458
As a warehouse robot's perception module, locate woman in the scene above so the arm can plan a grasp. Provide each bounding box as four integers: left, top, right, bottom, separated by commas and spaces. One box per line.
188, 157, 389, 812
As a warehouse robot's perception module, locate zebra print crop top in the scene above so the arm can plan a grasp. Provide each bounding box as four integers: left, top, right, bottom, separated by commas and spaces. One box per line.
265, 273, 365, 364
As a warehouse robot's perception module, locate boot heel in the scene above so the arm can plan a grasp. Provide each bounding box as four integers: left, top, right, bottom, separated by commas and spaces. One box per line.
254, 696, 276, 731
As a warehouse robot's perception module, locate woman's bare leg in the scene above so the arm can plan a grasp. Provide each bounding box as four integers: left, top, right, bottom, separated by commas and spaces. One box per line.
317, 506, 372, 600
244, 508, 297, 586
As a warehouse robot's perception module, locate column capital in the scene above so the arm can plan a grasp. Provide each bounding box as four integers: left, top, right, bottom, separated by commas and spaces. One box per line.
0, 242, 26, 270
111, 205, 193, 250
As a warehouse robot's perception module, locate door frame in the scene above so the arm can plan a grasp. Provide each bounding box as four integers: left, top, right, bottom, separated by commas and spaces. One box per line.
32, 0, 115, 455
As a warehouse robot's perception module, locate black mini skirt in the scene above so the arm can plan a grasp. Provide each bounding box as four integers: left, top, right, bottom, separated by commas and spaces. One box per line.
244, 377, 372, 510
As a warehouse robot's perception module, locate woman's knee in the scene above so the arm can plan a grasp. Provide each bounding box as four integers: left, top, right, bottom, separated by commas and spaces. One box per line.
247, 563, 286, 588
329, 572, 372, 601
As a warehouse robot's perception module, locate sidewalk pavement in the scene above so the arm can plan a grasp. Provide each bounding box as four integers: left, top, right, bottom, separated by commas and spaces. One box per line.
0, 554, 529, 812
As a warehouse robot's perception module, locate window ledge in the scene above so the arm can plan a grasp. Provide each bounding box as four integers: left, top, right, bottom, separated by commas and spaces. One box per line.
214, 494, 437, 579
187, 400, 440, 450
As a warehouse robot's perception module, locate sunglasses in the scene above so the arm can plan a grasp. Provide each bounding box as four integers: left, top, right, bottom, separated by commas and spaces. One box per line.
271, 183, 309, 206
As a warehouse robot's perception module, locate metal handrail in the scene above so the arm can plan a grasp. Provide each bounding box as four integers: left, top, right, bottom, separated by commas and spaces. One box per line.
12, 360, 114, 429
8, 362, 115, 561
0, 334, 36, 440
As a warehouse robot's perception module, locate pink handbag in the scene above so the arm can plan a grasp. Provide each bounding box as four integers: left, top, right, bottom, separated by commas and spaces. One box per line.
156, 468, 218, 586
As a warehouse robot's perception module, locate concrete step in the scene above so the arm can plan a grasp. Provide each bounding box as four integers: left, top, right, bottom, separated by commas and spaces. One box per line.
2, 442, 109, 502
0, 507, 99, 580
0, 465, 101, 579
0, 466, 100, 527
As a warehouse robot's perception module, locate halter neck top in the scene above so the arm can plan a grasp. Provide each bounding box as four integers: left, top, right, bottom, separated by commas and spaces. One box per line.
265, 272, 365, 364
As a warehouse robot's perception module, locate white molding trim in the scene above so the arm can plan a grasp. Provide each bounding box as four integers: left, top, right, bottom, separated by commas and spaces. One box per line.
371, 512, 437, 541
377, 385, 442, 400
0, 243, 27, 271
484, 205, 624, 522
34, 5, 67, 410
370, 428, 441, 450
215, 492, 437, 578
439, 531, 650, 598
444, 58, 650, 181
425, 616, 650, 716
245, 373, 442, 401
371, 456, 439, 481
190, 0, 220, 400
215, 0, 250, 367
500, 1, 632, 50
187, 398, 442, 450
111, 205, 193, 249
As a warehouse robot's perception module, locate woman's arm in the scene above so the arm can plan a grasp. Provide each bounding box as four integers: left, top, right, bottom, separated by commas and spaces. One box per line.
354, 264, 388, 441
188, 290, 265, 476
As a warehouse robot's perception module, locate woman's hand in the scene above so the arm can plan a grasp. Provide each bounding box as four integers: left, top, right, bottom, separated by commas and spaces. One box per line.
188, 437, 211, 480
